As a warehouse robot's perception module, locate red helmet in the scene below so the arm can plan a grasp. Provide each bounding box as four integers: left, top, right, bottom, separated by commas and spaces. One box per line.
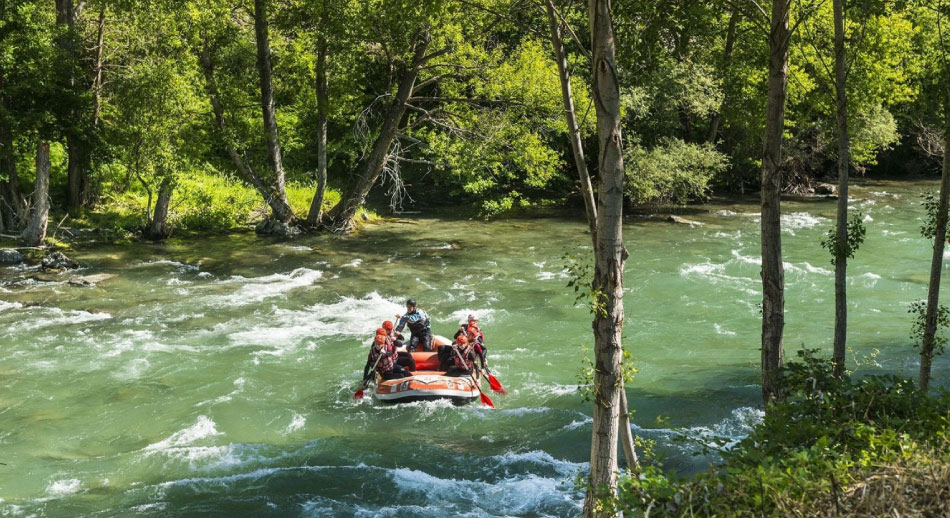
375, 334, 387, 344
456, 335, 468, 344
376, 327, 387, 336
467, 325, 479, 335
382, 320, 394, 330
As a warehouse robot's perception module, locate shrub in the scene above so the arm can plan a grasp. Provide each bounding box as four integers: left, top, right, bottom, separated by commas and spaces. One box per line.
624, 138, 729, 206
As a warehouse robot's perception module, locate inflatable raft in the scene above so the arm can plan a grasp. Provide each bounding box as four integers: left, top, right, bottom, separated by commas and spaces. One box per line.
374, 335, 481, 405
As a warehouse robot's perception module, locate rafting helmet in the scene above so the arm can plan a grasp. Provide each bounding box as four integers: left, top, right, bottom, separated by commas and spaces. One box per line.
376, 327, 388, 336
374, 334, 387, 344
382, 320, 394, 330
406, 298, 416, 308
456, 335, 468, 344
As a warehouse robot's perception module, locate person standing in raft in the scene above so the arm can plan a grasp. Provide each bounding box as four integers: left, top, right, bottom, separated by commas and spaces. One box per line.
379, 324, 415, 371
364, 333, 411, 381
444, 334, 478, 377
454, 315, 487, 369
394, 299, 433, 352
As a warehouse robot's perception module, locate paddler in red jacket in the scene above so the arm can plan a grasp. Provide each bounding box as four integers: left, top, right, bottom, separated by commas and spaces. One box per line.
454, 316, 487, 369
444, 334, 478, 377
364, 333, 410, 381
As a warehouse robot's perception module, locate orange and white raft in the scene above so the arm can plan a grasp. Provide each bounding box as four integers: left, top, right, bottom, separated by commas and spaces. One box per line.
374, 335, 481, 405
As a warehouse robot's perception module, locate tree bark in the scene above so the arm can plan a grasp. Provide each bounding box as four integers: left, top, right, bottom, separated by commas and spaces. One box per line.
920, 115, 950, 392
198, 42, 296, 223
253, 0, 291, 222
831, 0, 851, 379
327, 30, 431, 233
545, 0, 597, 238
145, 177, 173, 240
583, 0, 627, 516
760, 0, 790, 405
307, 37, 329, 227
0, 123, 23, 231
706, 9, 738, 144
91, 6, 105, 129
21, 141, 50, 247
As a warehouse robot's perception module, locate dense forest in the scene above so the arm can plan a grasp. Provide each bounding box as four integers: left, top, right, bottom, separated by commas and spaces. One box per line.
0, 0, 944, 240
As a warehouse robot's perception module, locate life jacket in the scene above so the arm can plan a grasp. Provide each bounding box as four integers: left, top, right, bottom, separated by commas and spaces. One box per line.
452, 342, 475, 371
368, 343, 396, 374
398, 309, 431, 336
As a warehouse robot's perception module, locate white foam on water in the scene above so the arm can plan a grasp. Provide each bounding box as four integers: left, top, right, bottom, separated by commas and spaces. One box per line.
714, 323, 737, 336
714, 210, 737, 216
145, 416, 221, 453
284, 413, 306, 434
634, 406, 765, 452
443, 308, 507, 325
562, 417, 593, 431
212, 268, 323, 306
0, 300, 22, 312
343, 258, 362, 268
5, 307, 112, 333
283, 245, 312, 252
784, 262, 832, 276
46, 479, 81, 497
863, 214, 874, 222
135, 259, 200, 272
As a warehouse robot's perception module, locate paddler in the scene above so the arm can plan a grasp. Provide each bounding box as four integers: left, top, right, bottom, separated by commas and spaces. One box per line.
444, 334, 478, 377
364, 333, 410, 381
394, 299, 433, 352
455, 315, 487, 369
378, 325, 415, 371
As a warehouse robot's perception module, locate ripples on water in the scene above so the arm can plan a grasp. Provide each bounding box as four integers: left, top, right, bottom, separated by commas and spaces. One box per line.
0, 181, 946, 516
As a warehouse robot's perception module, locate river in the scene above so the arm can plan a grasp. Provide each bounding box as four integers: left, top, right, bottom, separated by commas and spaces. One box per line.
1, 179, 947, 517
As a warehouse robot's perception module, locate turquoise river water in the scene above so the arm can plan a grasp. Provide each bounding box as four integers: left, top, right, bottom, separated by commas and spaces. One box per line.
1, 180, 947, 517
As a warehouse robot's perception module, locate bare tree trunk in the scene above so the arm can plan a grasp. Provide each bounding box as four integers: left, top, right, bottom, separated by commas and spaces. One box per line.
760, 0, 789, 405
21, 141, 50, 247
198, 42, 296, 223
920, 117, 950, 392
706, 9, 738, 144
583, 0, 627, 515
145, 177, 173, 240
831, 0, 851, 378
544, 0, 638, 475
307, 38, 329, 227
91, 6, 105, 128
327, 31, 431, 233
253, 0, 291, 222
545, 0, 597, 237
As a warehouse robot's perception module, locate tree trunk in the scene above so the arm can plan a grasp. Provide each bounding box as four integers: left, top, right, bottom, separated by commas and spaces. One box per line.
21, 141, 50, 247
307, 38, 329, 227
760, 0, 790, 405
544, 0, 638, 475
253, 0, 291, 222
55, 0, 89, 212
583, 0, 627, 516
92, 6, 105, 128
920, 116, 950, 392
327, 31, 431, 233
831, 0, 851, 379
545, 0, 597, 237
198, 42, 296, 223
145, 177, 173, 240
706, 9, 738, 144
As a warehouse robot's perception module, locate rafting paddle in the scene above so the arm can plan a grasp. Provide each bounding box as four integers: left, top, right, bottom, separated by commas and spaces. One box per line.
354, 345, 385, 399
484, 366, 506, 395
452, 344, 494, 408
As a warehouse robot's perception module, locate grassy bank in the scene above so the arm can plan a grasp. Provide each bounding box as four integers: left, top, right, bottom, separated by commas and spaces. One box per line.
611, 352, 950, 517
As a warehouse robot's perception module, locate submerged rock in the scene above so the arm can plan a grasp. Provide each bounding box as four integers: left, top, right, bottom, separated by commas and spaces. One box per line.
68, 273, 116, 287
0, 249, 24, 265
255, 220, 303, 239
41, 251, 79, 271
814, 182, 838, 196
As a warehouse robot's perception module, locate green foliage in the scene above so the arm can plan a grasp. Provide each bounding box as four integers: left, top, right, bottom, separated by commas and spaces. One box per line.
609, 353, 950, 517
624, 138, 729, 206
820, 213, 867, 265
920, 191, 950, 240
909, 300, 950, 355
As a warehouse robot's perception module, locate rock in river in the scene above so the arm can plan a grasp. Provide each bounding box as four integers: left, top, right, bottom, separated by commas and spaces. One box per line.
41, 251, 80, 271
0, 248, 25, 265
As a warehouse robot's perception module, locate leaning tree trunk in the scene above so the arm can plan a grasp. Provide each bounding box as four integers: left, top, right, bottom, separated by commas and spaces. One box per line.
759, 0, 790, 406
307, 38, 329, 227
920, 114, 950, 392
544, 0, 638, 475
145, 177, 173, 240
327, 31, 431, 233
583, 0, 628, 516
706, 9, 738, 144
21, 141, 50, 247
253, 0, 292, 223
198, 43, 296, 222
831, 0, 851, 379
